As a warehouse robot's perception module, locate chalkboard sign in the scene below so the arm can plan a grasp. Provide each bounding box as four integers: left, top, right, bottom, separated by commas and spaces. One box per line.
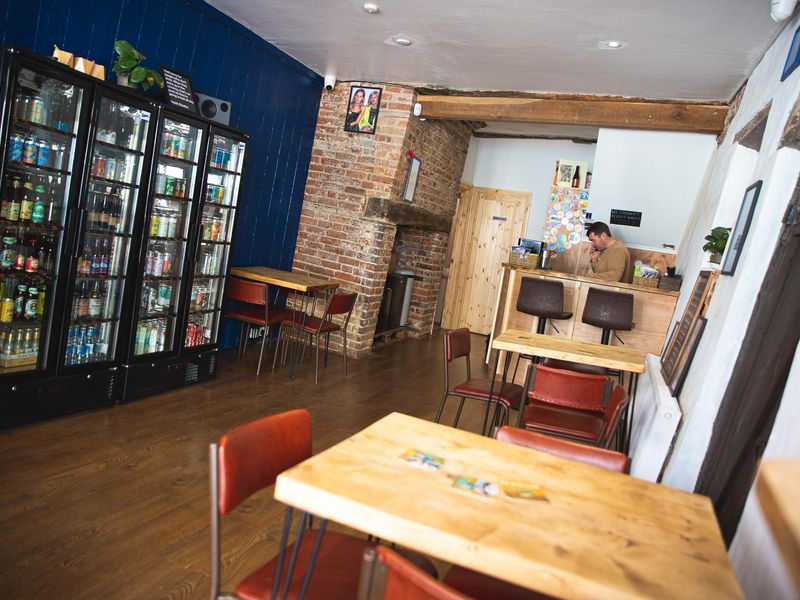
161, 66, 198, 114
610, 209, 642, 227
661, 270, 717, 397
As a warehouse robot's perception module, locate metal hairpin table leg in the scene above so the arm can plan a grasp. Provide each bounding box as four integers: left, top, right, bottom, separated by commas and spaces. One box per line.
624, 372, 639, 456
271, 506, 295, 600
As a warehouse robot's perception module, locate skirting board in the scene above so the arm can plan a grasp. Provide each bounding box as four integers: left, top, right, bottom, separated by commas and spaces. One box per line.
629, 354, 682, 482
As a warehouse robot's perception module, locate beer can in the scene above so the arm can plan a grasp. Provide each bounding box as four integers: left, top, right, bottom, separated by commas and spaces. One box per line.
164, 176, 174, 196
7, 134, 24, 162
0, 297, 14, 323
149, 214, 160, 236
155, 173, 166, 195
161, 132, 172, 156
171, 135, 181, 158
93, 156, 106, 178
22, 136, 38, 164
116, 158, 127, 181
158, 213, 169, 238
37, 290, 45, 317
36, 140, 50, 167
162, 253, 171, 276
213, 147, 224, 168
104, 157, 117, 180
51, 143, 65, 170
166, 215, 177, 238
178, 135, 187, 160
152, 252, 163, 276
145, 250, 155, 275
30, 96, 45, 125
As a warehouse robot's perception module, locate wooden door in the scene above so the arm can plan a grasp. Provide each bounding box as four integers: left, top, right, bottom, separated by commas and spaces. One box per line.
442, 185, 531, 334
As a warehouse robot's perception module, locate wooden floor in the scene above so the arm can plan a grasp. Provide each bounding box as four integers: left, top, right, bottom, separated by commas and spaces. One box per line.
0, 332, 494, 598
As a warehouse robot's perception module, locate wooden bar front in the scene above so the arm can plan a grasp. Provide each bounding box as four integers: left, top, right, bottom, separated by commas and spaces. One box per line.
490, 265, 678, 376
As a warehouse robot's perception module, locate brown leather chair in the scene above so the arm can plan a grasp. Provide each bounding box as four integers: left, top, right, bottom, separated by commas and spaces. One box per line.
581, 287, 634, 345
516, 277, 572, 335
358, 546, 467, 600
443, 427, 629, 600
517, 364, 629, 449
223, 277, 292, 374
435, 328, 524, 431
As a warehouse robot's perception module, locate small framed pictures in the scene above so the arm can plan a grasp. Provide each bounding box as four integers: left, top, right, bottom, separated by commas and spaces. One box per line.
721, 180, 762, 276
782, 25, 800, 81
344, 85, 382, 134
403, 156, 421, 203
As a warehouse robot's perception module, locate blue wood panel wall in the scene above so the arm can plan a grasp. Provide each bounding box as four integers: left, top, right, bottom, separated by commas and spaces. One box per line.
1, 0, 322, 348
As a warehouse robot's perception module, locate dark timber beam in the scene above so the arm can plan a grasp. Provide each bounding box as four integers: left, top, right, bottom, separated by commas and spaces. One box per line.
364, 197, 452, 232
418, 95, 728, 134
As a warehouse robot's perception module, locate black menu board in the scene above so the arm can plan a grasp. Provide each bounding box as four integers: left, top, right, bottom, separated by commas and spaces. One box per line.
610, 209, 642, 227
161, 66, 198, 114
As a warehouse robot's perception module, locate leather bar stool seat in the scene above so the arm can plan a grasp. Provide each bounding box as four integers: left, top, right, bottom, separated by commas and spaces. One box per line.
516, 277, 572, 334
581, 287, 634, 345
541, 357, 607, 376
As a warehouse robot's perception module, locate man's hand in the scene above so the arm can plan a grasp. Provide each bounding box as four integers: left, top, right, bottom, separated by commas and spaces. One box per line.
589, 246, 601, 262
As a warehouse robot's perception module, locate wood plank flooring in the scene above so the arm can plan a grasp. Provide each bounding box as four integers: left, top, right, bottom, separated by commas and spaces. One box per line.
0, 332, 493, 598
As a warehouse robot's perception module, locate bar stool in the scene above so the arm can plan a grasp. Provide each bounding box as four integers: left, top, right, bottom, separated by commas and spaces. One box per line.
581, 287, 634, 345
516, 277, 572, 335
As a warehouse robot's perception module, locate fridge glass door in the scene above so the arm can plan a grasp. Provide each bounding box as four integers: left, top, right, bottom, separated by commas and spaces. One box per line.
64, 95, 152, 366
0, 65, 84, 374
185, 134, 245, 349
133, 117, 203, 356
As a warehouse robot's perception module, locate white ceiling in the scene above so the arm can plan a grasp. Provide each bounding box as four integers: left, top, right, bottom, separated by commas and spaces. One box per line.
208, 0, 785, 102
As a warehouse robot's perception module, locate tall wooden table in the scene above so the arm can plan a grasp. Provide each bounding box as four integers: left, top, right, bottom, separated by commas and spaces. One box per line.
490, 329, 646, 452
274, 412, 741, 599
229, 266, 338, 378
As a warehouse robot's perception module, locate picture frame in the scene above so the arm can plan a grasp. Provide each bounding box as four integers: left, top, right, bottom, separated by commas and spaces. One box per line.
721, 180, 762, 276
343, 85, 382, 134
781, 25, 800, 81
668, 316, 707, 398
403, 156, 421, 203
554, 159, 588, 189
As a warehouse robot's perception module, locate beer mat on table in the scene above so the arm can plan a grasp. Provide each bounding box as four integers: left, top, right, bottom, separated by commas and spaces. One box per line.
450, 475, 499, 498
499, 480, 548, 502
399, 449, 445, 471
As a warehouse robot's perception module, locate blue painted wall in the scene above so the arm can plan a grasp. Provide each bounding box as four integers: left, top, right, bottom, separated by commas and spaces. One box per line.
1, 0, 322, 348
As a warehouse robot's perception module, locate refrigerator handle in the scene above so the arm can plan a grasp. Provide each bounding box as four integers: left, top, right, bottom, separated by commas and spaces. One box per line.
73, 208, 87, 258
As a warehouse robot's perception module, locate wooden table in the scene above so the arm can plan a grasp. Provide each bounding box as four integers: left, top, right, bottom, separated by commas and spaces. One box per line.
229, 266, 338, 377
275, 412, 741, 599
490, 329, 646, 451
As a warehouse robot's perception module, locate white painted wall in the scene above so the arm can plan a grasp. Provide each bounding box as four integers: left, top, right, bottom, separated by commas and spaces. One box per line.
461, 137, 596, 240
589, 129, 717, 249
729, 341, 800, 599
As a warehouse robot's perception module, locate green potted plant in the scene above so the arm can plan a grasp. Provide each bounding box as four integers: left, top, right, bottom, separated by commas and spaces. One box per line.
703, 226, 730, 263
111, 40, 164, 91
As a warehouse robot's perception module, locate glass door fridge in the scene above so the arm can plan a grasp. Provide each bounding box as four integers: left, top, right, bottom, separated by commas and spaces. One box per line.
60, 91, 155, 370
0, 58, 87, 376
184, 130, 246, 350
131, 114, 204, 358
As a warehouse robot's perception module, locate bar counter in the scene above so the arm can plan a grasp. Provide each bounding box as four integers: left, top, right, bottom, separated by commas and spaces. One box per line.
489, 264, 678, 370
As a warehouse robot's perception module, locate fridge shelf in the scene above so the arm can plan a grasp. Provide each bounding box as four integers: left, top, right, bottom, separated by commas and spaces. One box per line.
0, 271, 54, 284
69, 316, 119, 325
85, 228, 132, 238
94, 140, 144, 156
159, 153, 197, 167
75, 274, 125, 281
143, 275, 181, 282
6, 160, 70, 177
11, 118, 75, 139
192, 273, 225, 279
147, 234, 188, 243
199, 239, 231, 246
0, 218, 63, 232
0, 318, 43, 330
189, 308, 218, 315
88, 175, 138, 189
153, 193, 190, 203
138, 311, 176, 321
208, 165, 239, 176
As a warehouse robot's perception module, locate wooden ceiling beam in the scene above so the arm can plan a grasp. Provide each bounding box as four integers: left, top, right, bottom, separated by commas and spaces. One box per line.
418, 95, 728, 134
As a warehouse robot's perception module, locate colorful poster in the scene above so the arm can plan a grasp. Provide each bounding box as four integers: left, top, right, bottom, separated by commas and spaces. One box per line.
542, 186, 589, 253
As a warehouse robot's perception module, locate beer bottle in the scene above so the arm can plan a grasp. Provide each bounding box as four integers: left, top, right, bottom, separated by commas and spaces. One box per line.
572, 166, 581, 188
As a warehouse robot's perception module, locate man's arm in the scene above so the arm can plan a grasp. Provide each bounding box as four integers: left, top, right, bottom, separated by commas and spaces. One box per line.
590, 246, 626, 281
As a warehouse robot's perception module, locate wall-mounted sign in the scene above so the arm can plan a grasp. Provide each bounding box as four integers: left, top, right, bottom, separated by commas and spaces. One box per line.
610, 209, 642, 227
161, 66, 198, 114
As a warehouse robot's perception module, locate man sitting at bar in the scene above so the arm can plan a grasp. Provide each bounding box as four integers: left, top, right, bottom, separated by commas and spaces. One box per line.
587, 222, 633, 283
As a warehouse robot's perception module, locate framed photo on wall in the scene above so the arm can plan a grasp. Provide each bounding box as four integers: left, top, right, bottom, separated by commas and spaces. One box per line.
403, 155, 421, 203
344, 85, 382, 134
721, 180, 762, 276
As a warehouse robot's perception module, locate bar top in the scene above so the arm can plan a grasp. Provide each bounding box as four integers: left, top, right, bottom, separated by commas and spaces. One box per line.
502, 263, 680, 297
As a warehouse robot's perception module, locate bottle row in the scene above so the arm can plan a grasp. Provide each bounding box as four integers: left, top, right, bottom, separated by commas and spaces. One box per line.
13, 82, 77, 133
86, 188, 126, 232
201, 208, 227, 242
197, 246, 222, 276
190, 282, 213, 311
1, 230, 55, 276
145, 243, 177, 277
149, 206, 183, 238
64, 323, 110, 365
206, 182, 228, 205
77, 236, 117, 277
7, 134, 67, 170
186, 314, 212, 348
91, 153, 137, 184
135, 318, 168, 355
0, 325, 40, 364
0, 279, 46, 323
160, 129, 195, 161
141, 282, 175, 314
209, 145, 237, 170
1, 173, 65, 225
70, 280, 117, 321
96, 103, 147, 151
155, 164, 189, 197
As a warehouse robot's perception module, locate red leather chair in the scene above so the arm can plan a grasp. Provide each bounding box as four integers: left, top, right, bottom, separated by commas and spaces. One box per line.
358, 546, 467, 600
223, 277, 291, 375
209, 409, 373, 600
517, 364, 628, 449
443, 427, 629, 600
435, 328, 524, 432
275, 290, 358, 383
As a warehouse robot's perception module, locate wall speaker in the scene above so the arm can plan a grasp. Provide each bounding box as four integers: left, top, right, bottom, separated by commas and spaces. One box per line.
194, 93, 231, 126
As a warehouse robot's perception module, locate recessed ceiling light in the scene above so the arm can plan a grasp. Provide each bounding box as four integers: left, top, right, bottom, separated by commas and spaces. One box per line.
363, 3, 379, 14
392, 36, 413, 46
598, 40, 627, 50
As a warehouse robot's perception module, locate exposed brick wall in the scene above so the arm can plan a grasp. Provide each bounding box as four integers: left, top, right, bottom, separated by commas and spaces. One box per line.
292, 83, 478, 357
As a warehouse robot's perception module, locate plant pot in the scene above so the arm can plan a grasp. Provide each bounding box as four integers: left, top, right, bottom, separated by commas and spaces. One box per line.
708, 252, 722, 264
116, 73, 134, 88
